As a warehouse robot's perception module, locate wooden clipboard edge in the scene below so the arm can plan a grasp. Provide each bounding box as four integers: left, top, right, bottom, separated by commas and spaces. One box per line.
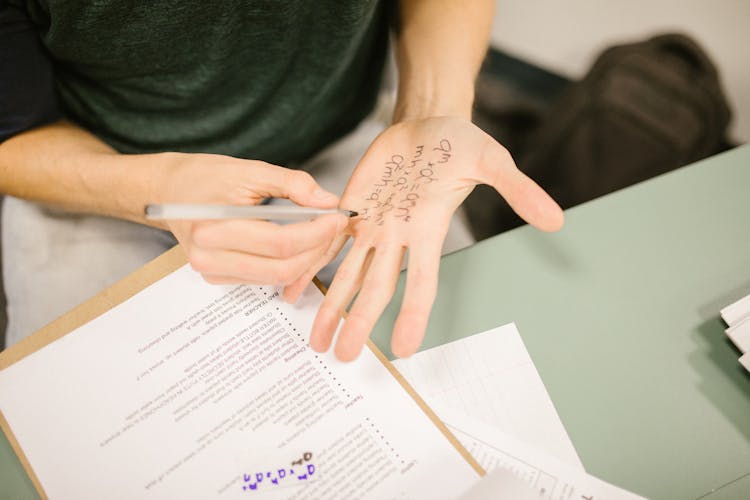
0, 244, 188, 499
312, 279, 485, 477
0, 244, 482, 500
364, 339, 485, 476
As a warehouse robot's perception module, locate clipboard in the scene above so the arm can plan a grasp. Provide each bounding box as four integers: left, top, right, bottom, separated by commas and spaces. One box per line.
0, 245, 484, 499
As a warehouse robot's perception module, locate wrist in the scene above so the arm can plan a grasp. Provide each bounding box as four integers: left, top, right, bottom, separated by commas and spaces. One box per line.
392, 65, 475, 123
393, 92, 474, 123
137, 152, 184, 230
98, 151, 179, 229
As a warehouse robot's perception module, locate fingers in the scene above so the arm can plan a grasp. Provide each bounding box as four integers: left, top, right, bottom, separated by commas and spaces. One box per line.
252, 166, 340, 209
310, 243, 373, 353
191, 213, 347, 258
334, 245, 406, 361
480, 138, 564, 232
189, 241, 329, 285
201, 274, 247, 285
187, 213, 346, 286
282, 233, 349, 303
390, 240, 443, 358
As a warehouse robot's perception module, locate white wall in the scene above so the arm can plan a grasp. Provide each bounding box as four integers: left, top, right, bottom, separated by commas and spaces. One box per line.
490, 0, 750, 143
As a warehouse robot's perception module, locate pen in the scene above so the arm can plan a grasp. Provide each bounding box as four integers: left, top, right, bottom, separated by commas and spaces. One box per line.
144, 204, 358, 221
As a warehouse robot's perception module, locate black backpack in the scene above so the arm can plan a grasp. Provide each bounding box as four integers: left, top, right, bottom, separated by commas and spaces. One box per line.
466, 33, 733, 239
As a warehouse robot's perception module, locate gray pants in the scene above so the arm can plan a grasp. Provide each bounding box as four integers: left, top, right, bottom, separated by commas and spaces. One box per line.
2, 116, 474, 348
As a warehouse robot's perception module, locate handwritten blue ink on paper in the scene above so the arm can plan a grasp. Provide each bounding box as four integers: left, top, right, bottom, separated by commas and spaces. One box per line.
242, 452, 316, 492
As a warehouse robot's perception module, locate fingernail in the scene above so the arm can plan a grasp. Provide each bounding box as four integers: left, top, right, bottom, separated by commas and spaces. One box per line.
314, 188, 338, 201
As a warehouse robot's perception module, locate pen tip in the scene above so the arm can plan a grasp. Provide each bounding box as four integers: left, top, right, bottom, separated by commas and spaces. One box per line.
347, 210, 359, 217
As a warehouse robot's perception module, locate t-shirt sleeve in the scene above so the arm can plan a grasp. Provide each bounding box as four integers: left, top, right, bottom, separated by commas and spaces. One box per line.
0, 3, 61, 143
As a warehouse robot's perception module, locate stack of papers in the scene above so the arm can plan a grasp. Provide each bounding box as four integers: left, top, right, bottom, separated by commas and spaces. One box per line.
394, 324, 646, 499
720, 293, 750, 373
0, 258, 646, 499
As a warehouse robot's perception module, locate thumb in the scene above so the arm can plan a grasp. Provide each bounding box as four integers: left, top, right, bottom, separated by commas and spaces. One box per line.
479, 139, 564, 232
253, 164, 340, 208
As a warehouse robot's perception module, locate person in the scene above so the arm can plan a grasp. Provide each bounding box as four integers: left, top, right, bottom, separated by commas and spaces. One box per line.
0, 0, 563, 360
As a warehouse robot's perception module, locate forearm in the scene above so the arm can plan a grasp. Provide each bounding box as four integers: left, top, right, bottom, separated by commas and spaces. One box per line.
393, 0, 494, 122
0, 121, 166, 227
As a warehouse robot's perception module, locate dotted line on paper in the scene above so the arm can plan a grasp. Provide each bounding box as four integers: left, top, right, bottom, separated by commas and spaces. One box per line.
275, 304, 351, 400
366, 417, 403, 465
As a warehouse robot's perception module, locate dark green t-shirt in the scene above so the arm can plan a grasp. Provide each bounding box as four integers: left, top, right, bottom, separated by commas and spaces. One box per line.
16, 0, 388, 164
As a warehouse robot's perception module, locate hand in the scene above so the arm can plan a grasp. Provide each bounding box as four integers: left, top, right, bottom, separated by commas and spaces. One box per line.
154, 152, 349, 286
306, 116, 564, 361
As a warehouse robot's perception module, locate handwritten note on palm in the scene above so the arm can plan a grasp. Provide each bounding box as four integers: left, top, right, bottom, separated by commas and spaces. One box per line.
357, 137, 455, 226
310, 117, 564, 361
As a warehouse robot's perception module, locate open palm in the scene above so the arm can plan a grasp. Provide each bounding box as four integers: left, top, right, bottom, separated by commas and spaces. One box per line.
298, 116, 564, 360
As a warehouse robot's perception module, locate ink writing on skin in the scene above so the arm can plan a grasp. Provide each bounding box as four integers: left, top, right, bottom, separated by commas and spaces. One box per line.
242, 451, 316, 492
359, 139, 452, 225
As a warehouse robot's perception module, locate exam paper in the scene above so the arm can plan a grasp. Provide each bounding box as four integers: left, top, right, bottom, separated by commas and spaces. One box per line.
0, 265, 478, 499
393, 324, 582, 468
436, 405, 647, 500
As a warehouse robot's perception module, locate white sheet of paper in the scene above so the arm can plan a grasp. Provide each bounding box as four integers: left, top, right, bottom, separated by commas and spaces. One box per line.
740, 353, 750, 373
393, 324, 582, 468
726, 316, 750, 353
721, 293, 750, 326
436, 405, 646, 500
0, 265, 478, 499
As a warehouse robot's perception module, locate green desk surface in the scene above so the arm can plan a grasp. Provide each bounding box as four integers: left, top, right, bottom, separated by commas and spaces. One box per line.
372, 144, 750, 499
2, 146, 749, 499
